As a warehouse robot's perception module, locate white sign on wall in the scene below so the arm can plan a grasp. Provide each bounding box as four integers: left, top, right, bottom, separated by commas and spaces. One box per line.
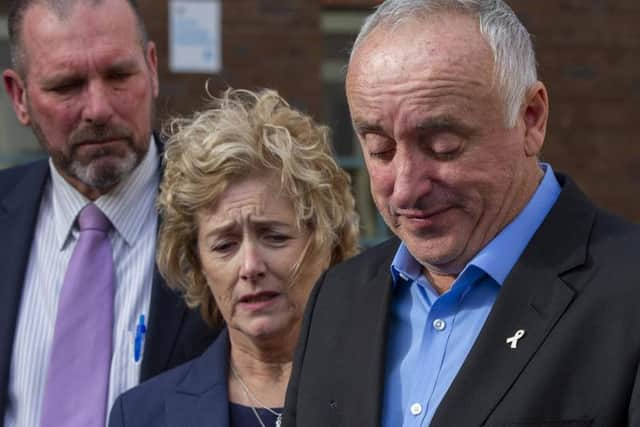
169, 0, 222, 73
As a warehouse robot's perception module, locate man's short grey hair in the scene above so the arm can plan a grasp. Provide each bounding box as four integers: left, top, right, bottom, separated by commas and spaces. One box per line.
350, 0, 537, 127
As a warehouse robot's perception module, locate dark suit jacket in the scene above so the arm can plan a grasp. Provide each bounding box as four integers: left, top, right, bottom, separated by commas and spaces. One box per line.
283, 175, 640, 427
109, 328, 231, 427
0, 152, 218, 425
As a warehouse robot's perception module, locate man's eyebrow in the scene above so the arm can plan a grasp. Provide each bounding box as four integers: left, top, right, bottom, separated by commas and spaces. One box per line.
105, 58, 140, 72
416, 116, 476, 137
40, 58, 141, 85
352, 119, 384, 135
40, 72, 84, 88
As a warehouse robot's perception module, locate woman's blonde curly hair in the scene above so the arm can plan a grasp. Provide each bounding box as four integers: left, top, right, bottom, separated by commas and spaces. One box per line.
157, 88, 360, 326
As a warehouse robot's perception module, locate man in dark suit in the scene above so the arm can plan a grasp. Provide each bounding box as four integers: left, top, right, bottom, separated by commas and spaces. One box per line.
0, 0, 216, 426
284, 1, 640, 426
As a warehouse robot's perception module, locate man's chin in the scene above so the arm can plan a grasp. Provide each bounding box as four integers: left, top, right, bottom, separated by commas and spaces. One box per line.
401, 233, 465, 272
70, 154, 139, 191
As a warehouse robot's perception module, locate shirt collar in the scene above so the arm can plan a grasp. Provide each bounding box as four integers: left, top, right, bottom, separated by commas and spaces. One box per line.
391, 163, 561, 288
51, 137, 160, 249
390, 243, 420, 285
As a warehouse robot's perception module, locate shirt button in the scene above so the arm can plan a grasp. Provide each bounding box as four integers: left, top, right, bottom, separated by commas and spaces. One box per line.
433, 318, 446, 331
410, 402, 423, 415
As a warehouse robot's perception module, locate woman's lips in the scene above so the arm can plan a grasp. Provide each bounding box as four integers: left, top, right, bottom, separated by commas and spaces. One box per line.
238, 291, 281, 311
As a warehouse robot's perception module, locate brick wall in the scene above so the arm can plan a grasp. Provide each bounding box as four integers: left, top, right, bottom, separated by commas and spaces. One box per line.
510, 0, 640, 221
139, 0, 323, 126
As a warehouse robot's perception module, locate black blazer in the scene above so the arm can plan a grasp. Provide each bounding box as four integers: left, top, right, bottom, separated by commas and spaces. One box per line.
109, 329, 232, 427
0, 153, 217, 424
283, 175, 640, 427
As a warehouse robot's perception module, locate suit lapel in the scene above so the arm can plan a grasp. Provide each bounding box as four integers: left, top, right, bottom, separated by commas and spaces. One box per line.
0, 161, 50, 415
165, 330, 230, 427
338, 242, 396, 426
140, 265, 189, 380
431, 177, 595, 426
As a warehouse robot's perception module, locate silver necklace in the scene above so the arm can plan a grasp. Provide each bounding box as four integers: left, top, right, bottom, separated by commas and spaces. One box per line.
231, 365, 283, 427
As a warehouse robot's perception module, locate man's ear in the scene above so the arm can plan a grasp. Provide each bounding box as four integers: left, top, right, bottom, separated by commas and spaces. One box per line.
145, 41, 159, 98
522, 81, 548, 157
3, 69, 31, 126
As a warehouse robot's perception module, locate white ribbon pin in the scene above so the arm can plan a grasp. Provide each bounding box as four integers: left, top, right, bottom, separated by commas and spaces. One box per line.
506, 329, 526, 349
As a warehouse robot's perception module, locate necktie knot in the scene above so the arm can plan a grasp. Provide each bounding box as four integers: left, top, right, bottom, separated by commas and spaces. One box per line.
78, 203, 110, 232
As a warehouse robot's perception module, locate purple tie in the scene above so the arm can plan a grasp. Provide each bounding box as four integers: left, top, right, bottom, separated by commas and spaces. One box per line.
41, 204, 114, 427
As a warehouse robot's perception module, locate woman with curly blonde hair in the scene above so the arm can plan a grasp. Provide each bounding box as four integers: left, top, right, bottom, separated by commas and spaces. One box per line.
109, 88, 359, 427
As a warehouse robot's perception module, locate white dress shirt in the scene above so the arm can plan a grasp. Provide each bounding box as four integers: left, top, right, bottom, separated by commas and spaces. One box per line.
4, 139, 160, 427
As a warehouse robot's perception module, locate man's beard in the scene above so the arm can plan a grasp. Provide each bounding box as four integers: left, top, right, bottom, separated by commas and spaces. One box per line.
31, 119, 150, 192
68, 142, 140, 190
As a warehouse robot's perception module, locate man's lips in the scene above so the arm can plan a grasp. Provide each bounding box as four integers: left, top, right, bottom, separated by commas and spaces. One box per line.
72, 139, 127, 157
390, 206, 456, 232
75, 138, 122, 146
394, 206, 452, 220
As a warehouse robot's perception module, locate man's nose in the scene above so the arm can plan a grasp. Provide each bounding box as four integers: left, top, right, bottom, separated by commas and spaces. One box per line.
81, 80, 114, 125
390, 150, 433, 209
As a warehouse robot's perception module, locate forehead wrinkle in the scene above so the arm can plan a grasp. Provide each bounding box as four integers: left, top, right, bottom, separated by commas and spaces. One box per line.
352, 47, 490, 95
349, 38, 492, 118
222, 196, 265, 220
399, 79, 483, 112
352, 77, 486, 140
202, 199, 295, 240
199, 207, 256, 241
23, 1, 143, 80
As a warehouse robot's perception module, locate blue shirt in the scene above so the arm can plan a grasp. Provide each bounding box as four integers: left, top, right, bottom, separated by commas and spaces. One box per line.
381, 164, 561, 427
